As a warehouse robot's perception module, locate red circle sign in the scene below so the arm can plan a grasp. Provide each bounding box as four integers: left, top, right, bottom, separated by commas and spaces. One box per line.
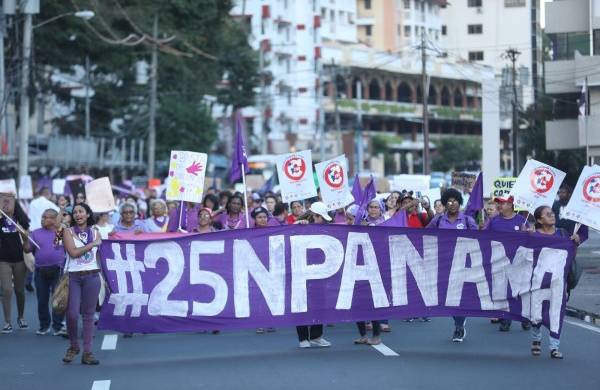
529, 167, 555, 194
324, 162, 344, 189
283, 156, 307, 181
582, 174, 600, 203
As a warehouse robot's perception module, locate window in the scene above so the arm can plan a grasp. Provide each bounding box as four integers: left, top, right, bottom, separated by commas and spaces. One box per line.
404, 25, 411, 37
321, 7, 326, 18
364, 0, 372, 9
339, 11, 345, 24
468, 51, 484, 61
442, 25, 447, 35
468, 0, 482, 6
548, 32, 590, 60
468, 24, 483, 34
403, 0, 410, 9
365, 25, 372, 36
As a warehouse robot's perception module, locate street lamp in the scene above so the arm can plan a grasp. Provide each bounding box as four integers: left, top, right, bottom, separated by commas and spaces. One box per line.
17, 9, 94, 179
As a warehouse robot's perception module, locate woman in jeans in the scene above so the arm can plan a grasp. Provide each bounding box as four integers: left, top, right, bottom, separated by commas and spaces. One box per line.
62, 203, 102, 365
0, 193, 30, 333
530, 205, 580, 359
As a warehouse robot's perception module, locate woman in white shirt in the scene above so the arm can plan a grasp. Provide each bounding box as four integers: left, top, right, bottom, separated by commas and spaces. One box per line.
62, 203, 102, 365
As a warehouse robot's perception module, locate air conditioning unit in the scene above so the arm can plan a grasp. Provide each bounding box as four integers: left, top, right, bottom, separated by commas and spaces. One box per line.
476, 7, 483, 14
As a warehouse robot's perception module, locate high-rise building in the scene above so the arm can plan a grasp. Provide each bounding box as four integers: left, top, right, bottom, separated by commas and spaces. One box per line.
544, 0, 600, 163
355, 0, 444, 52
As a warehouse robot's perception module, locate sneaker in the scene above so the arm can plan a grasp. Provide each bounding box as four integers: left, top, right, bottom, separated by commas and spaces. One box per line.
421, 317, 431, 322
17, 318, 28, 330
550, 349, 563, 359
531, 341, 541, 356
36, 327, 51, 335
266, 327, 276, 332
256, 328, 265, 334
452, 327, 466, 342
309, 337, 332, 347
81, 352, 100, 365
62, 347, 80, 363
2, 323, 13, 334
53, 327, 68, 337
521, 321, 532, 331
299, 340, 311, 348
499, 323, 511, 332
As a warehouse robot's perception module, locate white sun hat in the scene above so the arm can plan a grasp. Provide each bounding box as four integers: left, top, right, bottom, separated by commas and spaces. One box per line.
309, 201, 332, 221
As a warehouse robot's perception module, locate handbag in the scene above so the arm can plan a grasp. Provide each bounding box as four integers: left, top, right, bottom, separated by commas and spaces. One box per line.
18, 233, 36, 273
52, 232, 71, 315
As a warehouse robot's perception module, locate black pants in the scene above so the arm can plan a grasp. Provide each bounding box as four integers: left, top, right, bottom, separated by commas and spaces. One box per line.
296, 325, 323, 342
34, 266, 64, 331
357, 321, 381, 337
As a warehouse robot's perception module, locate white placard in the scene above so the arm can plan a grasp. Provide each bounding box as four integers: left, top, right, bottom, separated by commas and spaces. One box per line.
315, 155, 352, 211
563, 165, 600, 232
510, 159, 566, 213
18, 175, 33, 200
85, 177, 116, 213
52, 179, 66, 195
0, 179, 17, 195
166, 150, 207, 203
389, 174, 430, 192
276, 150, 317, 203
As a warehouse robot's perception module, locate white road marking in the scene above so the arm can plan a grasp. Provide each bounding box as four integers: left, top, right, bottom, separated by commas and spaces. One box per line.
565, 319, 600, 334
371, 343, 400, 356
101, 334, 118, 350
91, 380, 111, 390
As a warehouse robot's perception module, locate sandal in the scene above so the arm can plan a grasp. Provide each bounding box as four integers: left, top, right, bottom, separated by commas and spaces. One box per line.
354, 337, 369, 344
531, 341, 541, 356
368, 337, 381, 345
550, 349, 563, 359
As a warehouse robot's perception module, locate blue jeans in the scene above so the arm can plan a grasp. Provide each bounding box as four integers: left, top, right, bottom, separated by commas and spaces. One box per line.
453, 316, 466, 329
531, 323, 560, 350
34, 266, 64, 331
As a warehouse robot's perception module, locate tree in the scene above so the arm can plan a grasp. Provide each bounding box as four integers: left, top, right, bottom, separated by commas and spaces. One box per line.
27, 0, 258, 161
431, 137, 482, 172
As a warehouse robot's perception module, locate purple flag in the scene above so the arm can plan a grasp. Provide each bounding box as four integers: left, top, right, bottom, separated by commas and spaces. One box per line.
229, 111, 250, 183
380, 209, 408, 227
258, 175, 275, 196
98, 225, 575, 338
351, 174, 362, 204
464, 172, 483, 218
353, 176, 376, 225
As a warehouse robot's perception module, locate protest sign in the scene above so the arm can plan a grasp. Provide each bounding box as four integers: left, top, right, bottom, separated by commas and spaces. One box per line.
510, 159, 566, 213
52, 179, 66, 195
315, 155, 352, 210
98, 225, 574, 338
18, 176, 33, 200
0, 179, 17, 195
451, 172, 477, 193
86, 177, 116, 213
492, 177, 524, 211
563, 165, 600, 232
276, 150, 317, 202
389, 174, 429, 192
166, 150, 208, 203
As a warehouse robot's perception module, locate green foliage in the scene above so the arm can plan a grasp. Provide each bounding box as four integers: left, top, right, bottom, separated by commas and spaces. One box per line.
431, 137, 482, 172
29, 0, 258, 160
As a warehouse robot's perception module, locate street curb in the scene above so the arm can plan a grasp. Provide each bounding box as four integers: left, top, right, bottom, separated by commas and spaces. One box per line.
566, 306, 600, 327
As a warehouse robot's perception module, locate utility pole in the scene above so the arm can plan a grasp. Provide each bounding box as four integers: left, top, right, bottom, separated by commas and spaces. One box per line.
18, 12, 33, 179
504, 48, 521, 176
84, 56, 91, 138
259, 45, 267, 154
421, 31, 430, 175
147, 13, 158, 179
355, 80, 363, 174
318, 59, 325, 161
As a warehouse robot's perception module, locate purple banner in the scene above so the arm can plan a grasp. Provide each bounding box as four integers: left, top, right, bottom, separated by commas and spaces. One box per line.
98, 225, 575, 338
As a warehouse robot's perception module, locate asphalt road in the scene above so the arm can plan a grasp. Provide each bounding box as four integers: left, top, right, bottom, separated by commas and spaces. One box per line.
2, 292, 600, 390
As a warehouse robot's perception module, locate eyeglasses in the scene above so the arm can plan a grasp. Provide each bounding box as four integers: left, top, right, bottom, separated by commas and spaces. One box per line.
446, 200, 459, 205
122, 211, 135, 215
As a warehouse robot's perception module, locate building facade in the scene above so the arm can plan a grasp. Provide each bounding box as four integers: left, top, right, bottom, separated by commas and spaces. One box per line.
544, 0, 600, 163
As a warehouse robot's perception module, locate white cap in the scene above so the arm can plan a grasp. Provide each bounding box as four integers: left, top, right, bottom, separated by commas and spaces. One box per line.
309, 201, 332, 221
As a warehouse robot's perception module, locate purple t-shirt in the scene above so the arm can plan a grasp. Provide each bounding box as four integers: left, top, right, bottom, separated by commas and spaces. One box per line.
167, 204, 200, 232
30, 228, 65, 267
426, 212, 478, 230
485, 214, 528, 233
216, 212, 249, 230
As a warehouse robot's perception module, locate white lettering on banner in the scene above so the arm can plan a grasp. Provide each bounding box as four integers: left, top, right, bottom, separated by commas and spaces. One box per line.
233, 236, 286, 318
490, 243, 533, 312
290, 235, 344, 313
445, 238, 494, 310
144, 242, 188, 317
528, 248, 568, 333
336, 233, 389, 310
190, 241, 228, 317
389, 235, 439, 307
106, 243, 149, 317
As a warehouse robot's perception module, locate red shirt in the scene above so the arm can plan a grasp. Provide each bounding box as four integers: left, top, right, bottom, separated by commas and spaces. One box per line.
407, 212, 424, 228
285, 215, 297, 225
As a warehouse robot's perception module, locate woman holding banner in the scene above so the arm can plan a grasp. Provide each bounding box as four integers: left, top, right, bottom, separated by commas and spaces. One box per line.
216, 194, 248, 230
113, 203, 147, 234
426, 188, 478, 343
361, 199, 386, 226
0, 193, 30, 333
285, 201, 304, 224
530, 205, 581, 359
62, 203, 102, 365
195, 208, 218, 234
145, 200, 170, 233
294, 202, 332, 348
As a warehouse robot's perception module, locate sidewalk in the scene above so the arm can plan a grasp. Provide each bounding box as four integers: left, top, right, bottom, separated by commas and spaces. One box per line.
567, 229, 600, 325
